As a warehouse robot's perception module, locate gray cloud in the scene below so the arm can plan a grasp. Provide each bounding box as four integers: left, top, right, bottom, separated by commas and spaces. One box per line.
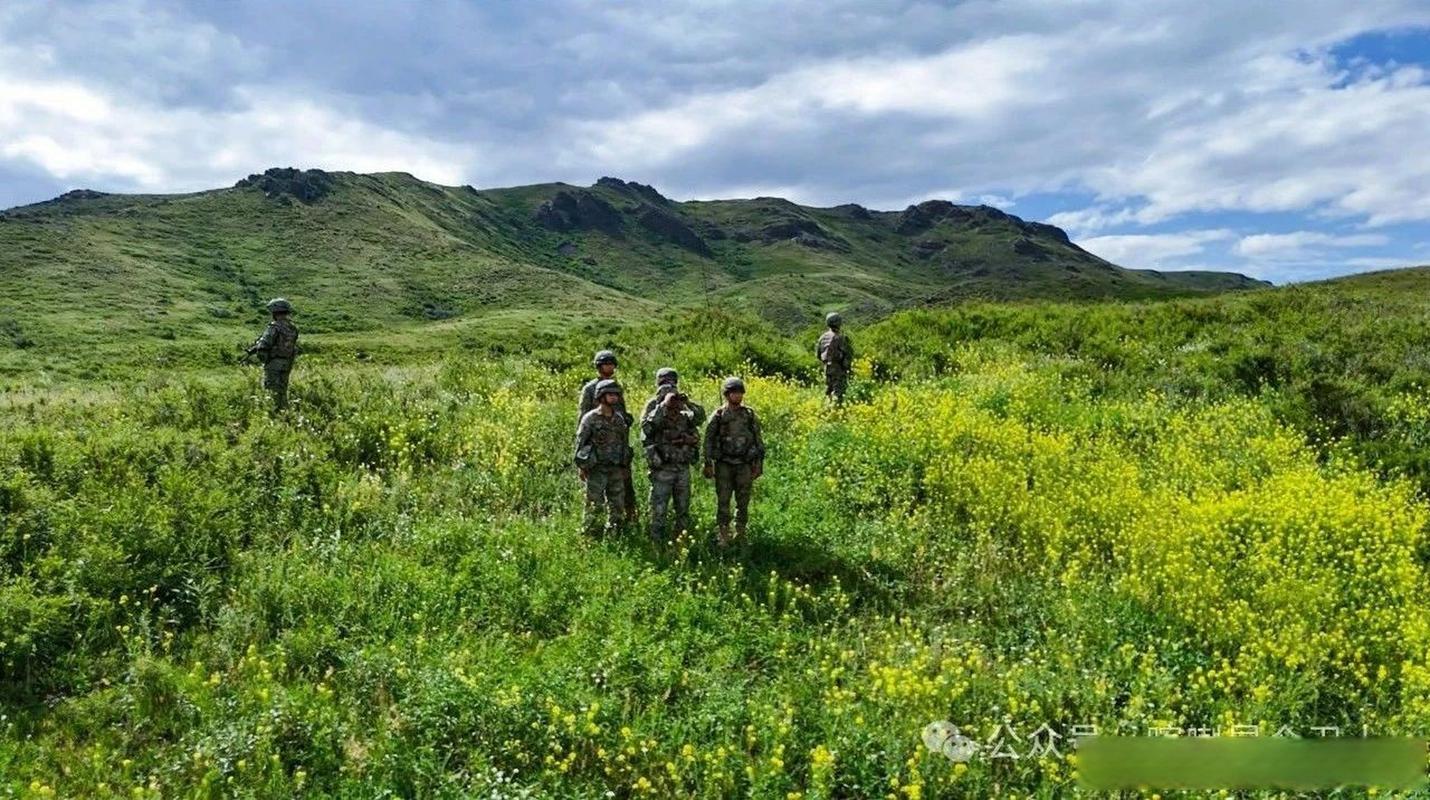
2, 0, 1429, 281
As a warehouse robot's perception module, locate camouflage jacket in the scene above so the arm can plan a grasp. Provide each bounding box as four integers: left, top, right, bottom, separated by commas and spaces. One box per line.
703, 404, 765, 466
640, 390, 706, 469
574, 408, 632, 469
578, 377, 634, 431
816, 330, 853, 371
249, 319, 299, 362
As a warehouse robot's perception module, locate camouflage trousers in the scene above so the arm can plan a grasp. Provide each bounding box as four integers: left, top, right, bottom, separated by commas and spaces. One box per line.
622, 467, 638, 523
648, 466, 692, 541
582, 465, 627, 535
823, 365, 848, 402
264, 358, 293, 410
714, 462, 755, 532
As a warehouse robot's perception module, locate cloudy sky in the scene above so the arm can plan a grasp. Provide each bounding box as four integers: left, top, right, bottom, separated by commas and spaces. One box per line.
2, 0, 1428, 283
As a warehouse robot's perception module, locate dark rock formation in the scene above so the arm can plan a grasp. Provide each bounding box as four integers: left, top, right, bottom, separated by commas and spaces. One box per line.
634, 203, 710, 256
893, 199, 1077, 251
595, 177, 669, 205
1012, 238, 1051, 261
534, 189, 624, 235
759, 218, 826, 241
830, 203, 873, 220
894, 200, 954, 234
701, 223, 729, 241
56, 189, 109, 202
734, 215, 851, 251
911, 240, 947, 259
235, 167, 335, 204
1020, 220, 1072, 245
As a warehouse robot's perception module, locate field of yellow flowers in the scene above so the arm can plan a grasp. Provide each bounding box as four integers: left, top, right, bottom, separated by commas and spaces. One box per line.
2, 333, 1428, 797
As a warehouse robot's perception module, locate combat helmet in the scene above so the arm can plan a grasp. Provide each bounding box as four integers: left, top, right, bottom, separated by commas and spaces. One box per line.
721, 377, 746, 396
266, 298, 294, 314
655, 367, 678, 386
594, 378, 623, 401
592, 349, 618, 368
825, 311, 842, 328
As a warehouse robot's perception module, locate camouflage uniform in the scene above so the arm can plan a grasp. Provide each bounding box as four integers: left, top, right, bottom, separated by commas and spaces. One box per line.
703, 380, 765, 542
640, 376, 706, 542
247, 299, 299, 409
816, 312, 853, 403
579, 352, 638, 523
574, 381, 633, 536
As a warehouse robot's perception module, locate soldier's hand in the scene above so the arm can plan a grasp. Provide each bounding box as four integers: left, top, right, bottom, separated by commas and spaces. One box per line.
579, 467, 589, 482
751, 463, 763, 480
702, 463, 714, 479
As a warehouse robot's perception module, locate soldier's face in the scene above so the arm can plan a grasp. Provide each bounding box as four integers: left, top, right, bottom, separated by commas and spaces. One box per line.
598, 363, 616, 378
602, 392, 621, 406
726, 391, 745, 405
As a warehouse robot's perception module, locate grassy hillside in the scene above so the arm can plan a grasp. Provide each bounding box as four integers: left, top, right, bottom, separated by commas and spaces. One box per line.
3, 268, 1430, 796
11, 172, 1430, 796
860, 265, 1430, 492
0, 168, 1266, 381
2, 326, 1428, 797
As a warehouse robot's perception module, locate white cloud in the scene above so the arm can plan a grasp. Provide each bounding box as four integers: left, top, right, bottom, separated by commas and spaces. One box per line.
0, 0, 1428, 292
1078, 230, 1237, 269
0, 6, 477, 197
0, 69, 475, 193
575, 33, 1055, 171
1046, 206, 1144, 236
1235, 231, 1391, 260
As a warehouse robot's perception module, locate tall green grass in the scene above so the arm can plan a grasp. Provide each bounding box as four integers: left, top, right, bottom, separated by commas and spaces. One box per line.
3, 331, 1427, 797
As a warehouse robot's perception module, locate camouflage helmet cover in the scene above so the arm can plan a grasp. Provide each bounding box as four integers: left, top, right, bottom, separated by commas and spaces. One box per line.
825, 311, 842, 328
593, 349, 618, 368
266, 297, 293, 313
655, 367, 678, 385
721, 376, 746, 395
594, 378, 623, 400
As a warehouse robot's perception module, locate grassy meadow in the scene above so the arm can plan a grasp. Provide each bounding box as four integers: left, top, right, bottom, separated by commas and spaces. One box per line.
3, 273, 1430, 798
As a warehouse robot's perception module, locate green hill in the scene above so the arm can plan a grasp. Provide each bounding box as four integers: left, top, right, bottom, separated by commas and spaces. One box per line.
4, 265, 1429, 797
0, 168, 1266, 378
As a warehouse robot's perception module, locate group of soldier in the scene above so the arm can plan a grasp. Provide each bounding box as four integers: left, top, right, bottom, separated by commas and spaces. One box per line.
571, 312, 853, 546
245, 299, 856, 545
573, 353, 765, 546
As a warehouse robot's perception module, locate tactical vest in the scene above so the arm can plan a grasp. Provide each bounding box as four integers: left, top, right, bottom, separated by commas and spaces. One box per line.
578, 410, 631, 467
270, 320, 299, 359
711, 406, 760, 464
818, 330, 849, 368
651, 408, 701, 467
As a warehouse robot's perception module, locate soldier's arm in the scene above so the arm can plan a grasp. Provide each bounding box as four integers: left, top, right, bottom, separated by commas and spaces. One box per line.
749, 410, 766, 463
688, 400, 707, 426
640, 404, 665, 448
843, 335, 854, 369
703, 413, 719, 467
573, 416, 593, 465
577, 384, 594, 428
248, 322, 276, 353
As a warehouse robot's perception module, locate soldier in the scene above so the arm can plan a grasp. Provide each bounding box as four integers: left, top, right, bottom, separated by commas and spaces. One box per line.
640, 368, 706, 543
702, 377, 765, 546
579, 350, 639, 525
816, 311, 853, 403
245, 298, 299, 410
574, 379, 633, 536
